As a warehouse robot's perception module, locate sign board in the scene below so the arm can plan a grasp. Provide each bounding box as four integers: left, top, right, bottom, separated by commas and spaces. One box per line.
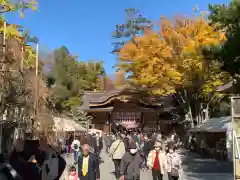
112, 112, 141, 121
231, 96, 240, 180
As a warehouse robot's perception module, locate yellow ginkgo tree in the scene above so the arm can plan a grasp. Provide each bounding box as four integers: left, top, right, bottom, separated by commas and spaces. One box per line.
0, 0, 37, 17
0, 0, 38, 68
160, 15, 229, 124
0, 0, 42, 134
119, 30, 182, 95
118, 13, 230, 125
0, 17, 37, 69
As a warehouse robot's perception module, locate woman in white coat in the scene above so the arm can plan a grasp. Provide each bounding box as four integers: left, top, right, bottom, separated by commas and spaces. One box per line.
109, 135, 126, 179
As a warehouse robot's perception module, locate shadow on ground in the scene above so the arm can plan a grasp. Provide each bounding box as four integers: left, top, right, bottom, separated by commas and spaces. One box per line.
183, 173, 233, 180
179, 150, 233, 174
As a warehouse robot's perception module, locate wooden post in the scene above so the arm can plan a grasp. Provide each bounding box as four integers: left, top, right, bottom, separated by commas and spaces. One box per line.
20, 46, 24, 72
108, 112, 111, 133
33, 44, 39, 135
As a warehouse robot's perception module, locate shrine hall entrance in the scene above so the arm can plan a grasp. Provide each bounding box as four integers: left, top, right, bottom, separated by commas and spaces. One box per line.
80, 89, 178, 133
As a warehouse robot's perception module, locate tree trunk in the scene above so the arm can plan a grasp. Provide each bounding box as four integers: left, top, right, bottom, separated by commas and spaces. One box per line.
188, 105, 194, 127
205, 103, 209, 121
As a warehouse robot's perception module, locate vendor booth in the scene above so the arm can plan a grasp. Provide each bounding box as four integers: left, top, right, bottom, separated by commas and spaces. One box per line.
53, 117, 87, 153
189, 116, 232, 161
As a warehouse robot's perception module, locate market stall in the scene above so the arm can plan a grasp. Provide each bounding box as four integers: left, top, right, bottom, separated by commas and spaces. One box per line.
189, 116, 232, 161
53, 117, 87, 153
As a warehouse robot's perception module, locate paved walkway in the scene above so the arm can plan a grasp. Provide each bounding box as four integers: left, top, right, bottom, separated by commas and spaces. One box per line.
60, 139, 233, 180
61, 149, 233, 180
179, 150, 233, 180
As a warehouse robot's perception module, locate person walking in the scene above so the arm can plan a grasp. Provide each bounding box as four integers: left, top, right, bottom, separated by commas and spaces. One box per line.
68, 165, 79, 180
104, 133, 112, 153
71, 137, 81, 164
120, 142, 144, 180
109, 134, 126, 179
147, 141, 167, 180
122, 133, 130, 152
78, 143, 100, 180
166, 145, 182, 180
142, 134, 151, 169
95, 132, 103, 158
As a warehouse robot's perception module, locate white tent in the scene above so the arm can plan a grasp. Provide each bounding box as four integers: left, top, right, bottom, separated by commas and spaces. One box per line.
190, 116, 232, 132
89, 129, 102, 136
53, 117, 86, 132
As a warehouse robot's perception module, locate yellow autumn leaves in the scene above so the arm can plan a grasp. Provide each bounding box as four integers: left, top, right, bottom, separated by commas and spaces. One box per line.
119, 16, 228, 96
0, 0, 38, 69
0, 0, 37, 16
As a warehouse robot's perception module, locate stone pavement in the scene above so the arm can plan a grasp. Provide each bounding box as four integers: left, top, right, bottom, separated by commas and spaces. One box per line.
60, 153, 73, 180
60, 148, 233, 180
179, 150, 233, 180
100, 150, 234, 180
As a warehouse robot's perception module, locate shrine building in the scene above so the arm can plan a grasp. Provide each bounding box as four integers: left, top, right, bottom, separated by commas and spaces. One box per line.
80, 88, 183, 134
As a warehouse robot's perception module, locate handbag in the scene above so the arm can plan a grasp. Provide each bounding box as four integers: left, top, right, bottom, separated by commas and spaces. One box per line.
169, 156, 179, 177
169, 168, 179, 177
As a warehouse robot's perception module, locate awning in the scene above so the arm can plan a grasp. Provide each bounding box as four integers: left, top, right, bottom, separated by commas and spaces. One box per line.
53, 117, 87, 132
189, 116, 232, 133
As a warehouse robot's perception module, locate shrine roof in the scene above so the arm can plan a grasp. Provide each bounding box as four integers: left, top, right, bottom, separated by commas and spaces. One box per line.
80, 89, 175, 111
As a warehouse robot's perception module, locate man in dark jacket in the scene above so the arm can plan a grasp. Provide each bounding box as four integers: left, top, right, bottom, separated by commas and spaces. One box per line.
104, 133, 112, 153
78, 143, 100, 180
94, 132, 103, 158
142, 135, 151, 169
85, 134, 95, 154
120, 142, 143, 180
123, 133, 130, 152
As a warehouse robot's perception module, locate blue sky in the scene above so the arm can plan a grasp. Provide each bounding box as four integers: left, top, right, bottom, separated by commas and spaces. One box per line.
5, 0, 230, 75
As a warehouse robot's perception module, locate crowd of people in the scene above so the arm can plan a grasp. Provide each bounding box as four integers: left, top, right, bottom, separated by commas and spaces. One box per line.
0, 135, 67, 180
0, 130, 182, 180
69, 130, 182, 180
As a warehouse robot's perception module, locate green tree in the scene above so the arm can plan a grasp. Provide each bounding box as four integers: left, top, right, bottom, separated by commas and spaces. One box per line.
208, 0, 240, 93
47, 46, 106, 113
68, 107, 93, 131
208, 0, 240, 76
47, 46, 81, 112
112, 8, 152, 53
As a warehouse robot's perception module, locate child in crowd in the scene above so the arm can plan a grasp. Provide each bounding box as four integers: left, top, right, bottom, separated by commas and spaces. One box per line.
68, 165, 78, 180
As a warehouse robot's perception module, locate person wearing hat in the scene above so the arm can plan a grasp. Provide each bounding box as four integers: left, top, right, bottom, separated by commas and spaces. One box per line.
120, 142, 144, 180
147, 141, 167, 180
